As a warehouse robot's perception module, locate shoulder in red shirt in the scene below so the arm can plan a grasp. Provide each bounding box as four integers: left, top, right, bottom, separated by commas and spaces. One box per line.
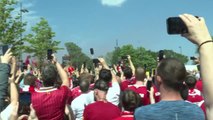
83, 101, 121, 120
120, 77, 136, 91
114, 111, 133, 120
32, 86, 69, 120
128, 85, 150, 105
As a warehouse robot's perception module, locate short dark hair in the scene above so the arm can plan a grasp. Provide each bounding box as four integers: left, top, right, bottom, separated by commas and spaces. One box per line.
123, 67, 133, 79
99, 69, 112, 83
135, 67, 146, 81
41, 64, 58, 87
24, 73, 37, 86
185, 75, 197, 89
79, 79, 90, 93
157, 58, 187, 91
120, 89, 142, 112
180, 85, 189, 100
94, 79, 109, 92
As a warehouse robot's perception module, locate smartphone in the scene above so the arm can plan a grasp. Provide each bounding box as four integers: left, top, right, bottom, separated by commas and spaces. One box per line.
83, 62, 86, 68
121, 56, 128, 60
147, 80, 152, 91
90, 48, 94, 55
190, 56, 197, 60
93, 59, 100, 64
0, 45, 9, 55
158, 50, 165, 61
47, 49, 53, 60
19, 92, 31, 115
167, 17, 188, 34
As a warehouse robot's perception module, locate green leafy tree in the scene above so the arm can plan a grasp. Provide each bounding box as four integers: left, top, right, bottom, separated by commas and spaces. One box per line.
106, 44, 188, 71
134, 47, 157, 70
163, 50, 188, 64
24, 18, 61, 68
65, 42, 92, 69
0, 0, 26, 55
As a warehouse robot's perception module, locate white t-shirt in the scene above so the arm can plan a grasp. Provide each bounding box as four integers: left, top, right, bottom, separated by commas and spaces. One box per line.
106, 82, 120, 106
87, 82, 120, 106
71, 91, 94, 120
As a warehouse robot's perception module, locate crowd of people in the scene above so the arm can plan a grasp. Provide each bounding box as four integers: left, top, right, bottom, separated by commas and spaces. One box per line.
0, 13, 213, 120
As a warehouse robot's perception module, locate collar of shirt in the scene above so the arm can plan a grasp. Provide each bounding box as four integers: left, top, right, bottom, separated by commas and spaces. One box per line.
121, 111, 134, 117
35, 86, 57, 93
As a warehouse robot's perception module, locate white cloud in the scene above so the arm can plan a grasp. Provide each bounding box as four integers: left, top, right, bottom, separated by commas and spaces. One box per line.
100, 0, 127, 7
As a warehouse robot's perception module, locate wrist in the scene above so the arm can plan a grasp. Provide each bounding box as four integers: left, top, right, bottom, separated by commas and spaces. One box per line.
198, 40, 213, 51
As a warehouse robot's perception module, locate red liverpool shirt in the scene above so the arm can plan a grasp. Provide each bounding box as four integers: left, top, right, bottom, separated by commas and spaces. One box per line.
128, 85, 150, 105
83, 101, 121, 120
120, 77, 136, 91
32, 86, 69, 120
114, 111, 134, 120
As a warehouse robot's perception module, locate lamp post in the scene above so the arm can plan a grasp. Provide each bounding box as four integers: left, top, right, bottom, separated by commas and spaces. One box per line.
19, 2, 28, 61
20, 2, 28, 41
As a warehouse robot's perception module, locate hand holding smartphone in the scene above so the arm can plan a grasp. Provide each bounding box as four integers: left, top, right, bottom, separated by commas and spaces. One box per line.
0, 45, 9, 56
167, 17, 188, 34
47, 49, 53, 60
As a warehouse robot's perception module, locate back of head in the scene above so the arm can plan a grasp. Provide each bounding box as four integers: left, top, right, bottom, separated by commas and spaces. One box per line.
24, 73, 37, 86
157, 58, 187, 91
123, 67, 133, 79
94, 79, 109, 92
135, 67, 146, 81
99, 69, 112, 83
185, 75, 197, 89
41, 63, 58, 87
79, 79, 90, 93
79, 72, 94, 84
121, 89, 142, 112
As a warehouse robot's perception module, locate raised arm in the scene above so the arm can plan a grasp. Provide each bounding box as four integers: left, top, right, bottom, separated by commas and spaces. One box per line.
52, 54, 69, 87
98, 58, 118, 83
180, 13, 213, 119
9, 77, 19, 120
9, 57, 17, 82
127, 55, 135, 76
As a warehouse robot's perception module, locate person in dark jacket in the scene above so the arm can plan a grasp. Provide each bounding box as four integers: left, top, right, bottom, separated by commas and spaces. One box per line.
0, 49, 12, 112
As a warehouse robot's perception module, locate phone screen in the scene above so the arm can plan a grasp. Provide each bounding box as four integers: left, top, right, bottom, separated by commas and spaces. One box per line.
167, 17, 188, 34
19, 92, 31, 115
47, 49, 53, 60
0, 45, 9, 55
147, 80, 152, 91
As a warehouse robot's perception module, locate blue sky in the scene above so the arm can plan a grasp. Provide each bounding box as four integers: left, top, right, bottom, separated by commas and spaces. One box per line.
20, 0, 213, 62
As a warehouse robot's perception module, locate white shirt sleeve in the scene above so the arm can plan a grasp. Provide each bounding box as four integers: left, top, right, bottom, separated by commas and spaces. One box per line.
0, 104, 13, 120
106, 82, 121, 106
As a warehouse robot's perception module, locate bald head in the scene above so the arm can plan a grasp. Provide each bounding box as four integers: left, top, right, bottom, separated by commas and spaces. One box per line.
135, 67, 146, 81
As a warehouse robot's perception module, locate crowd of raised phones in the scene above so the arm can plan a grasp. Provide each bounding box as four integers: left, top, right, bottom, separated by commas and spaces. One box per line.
0, 14, 213, 120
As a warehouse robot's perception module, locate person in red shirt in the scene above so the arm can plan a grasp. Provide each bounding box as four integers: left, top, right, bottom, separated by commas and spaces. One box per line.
114, 89, 142, 120
25, 55, 31, 67
67, 73, 94, 104
83, 79, 121, 120
128, 67, 150, 105
185, 75, 204, 103
31, 54, 70, 120
185, 75, 206, 115
196, 78, 203, 93
120, 55, 136, 91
